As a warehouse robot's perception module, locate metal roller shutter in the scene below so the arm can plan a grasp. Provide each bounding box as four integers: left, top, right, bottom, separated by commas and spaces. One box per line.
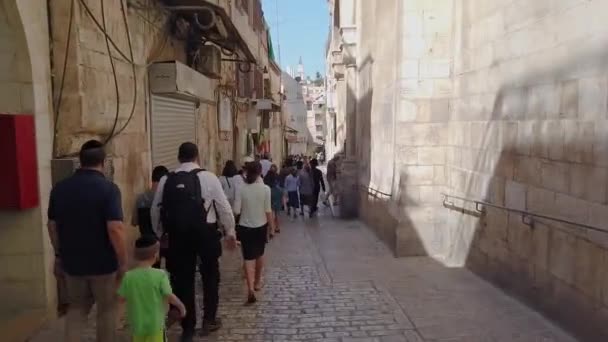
151, 95, 197, 171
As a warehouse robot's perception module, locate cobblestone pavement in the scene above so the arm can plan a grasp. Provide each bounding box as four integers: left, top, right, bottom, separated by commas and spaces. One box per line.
31, 209, 577, 342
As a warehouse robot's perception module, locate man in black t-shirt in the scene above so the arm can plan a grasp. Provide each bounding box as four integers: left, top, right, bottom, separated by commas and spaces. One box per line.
47, 140, 126, 342
309, 159, 326, 217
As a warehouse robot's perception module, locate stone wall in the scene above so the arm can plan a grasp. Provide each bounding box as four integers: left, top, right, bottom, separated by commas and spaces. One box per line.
352, 0, 608, 338
49, 0, 182, 228
356, 0, 454, 258
48, 0, 271, 221
0, 0, 56, 329
446, 1, 608, 339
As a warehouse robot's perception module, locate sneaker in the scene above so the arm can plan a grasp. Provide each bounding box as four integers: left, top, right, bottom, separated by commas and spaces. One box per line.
200, 319, 222, 336
166, 308, 181, 329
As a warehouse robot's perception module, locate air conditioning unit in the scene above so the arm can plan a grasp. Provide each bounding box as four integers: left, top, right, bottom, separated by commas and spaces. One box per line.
148, 61, 216, 103
199, 45, 222, 79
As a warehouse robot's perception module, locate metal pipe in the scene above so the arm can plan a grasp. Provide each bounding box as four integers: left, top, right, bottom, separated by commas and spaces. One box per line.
360, 185, 392, 198
441, 193, 608, 235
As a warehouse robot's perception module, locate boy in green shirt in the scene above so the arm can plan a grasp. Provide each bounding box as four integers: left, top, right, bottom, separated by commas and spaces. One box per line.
118, 236, 186, 342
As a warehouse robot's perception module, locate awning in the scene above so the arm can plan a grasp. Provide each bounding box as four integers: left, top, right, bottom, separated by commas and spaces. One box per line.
254, 99, 281, 112
161, 0, 257, 63
284, 125, 298, 133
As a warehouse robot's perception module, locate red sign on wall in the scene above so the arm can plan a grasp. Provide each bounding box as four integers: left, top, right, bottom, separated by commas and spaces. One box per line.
0, 114, 39, 210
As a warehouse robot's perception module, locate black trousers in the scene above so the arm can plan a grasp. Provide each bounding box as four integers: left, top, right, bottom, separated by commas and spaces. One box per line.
167, 227, 222, 333
311, 189, 321, 213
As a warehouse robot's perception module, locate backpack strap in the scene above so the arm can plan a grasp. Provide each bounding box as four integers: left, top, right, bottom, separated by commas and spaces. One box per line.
190, 169, 219, 224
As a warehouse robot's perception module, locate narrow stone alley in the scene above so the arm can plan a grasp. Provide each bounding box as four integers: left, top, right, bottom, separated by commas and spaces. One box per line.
32, 208, 576, 342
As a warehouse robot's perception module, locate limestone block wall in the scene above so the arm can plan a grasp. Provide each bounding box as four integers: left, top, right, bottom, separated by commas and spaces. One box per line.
358, 0, 454, 259
354, 0, 608, 337
445, 0, 608, 339
0, 0, 55, 322
49, 0, 184, 228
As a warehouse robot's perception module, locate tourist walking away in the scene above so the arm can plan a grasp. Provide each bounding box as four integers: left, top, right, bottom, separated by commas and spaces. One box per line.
284, 168, 300, 219
279, 159, 294, 210
298, 164, 315, 216
260, 153, 272, 177
118, 235, 186, 342
132, 165, 169, 268
264, 168, 283, 235
233, 162, 275, 304
151, 142, 237, 341
219, 160, 239, 207
310, 159, 326, 216
326, 154, 340, 205
47, 140, 127, 342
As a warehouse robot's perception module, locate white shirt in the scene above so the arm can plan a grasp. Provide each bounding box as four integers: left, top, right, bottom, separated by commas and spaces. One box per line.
151, 162, 236, 238
233, 178, 271, 228
260, 159, 272, 177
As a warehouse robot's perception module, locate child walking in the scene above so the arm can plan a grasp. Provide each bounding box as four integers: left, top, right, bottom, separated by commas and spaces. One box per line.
284, 168, 300, 219
264, 167, 283, 235
118, 236, 186, 342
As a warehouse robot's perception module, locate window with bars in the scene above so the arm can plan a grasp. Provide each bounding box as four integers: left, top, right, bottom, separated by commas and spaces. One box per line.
236, 68, 252, 98
253, 69, 263, 98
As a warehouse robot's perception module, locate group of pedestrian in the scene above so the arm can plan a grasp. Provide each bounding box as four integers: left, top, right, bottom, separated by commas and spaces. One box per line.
48, 140, 275, 342
47, 141, 339, 342
282, 157, 326, 218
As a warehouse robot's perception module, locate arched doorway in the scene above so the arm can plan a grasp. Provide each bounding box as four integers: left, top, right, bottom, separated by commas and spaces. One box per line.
0, 0, 55, 338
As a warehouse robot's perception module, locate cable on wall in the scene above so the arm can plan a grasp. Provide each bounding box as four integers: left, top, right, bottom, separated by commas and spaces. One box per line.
106, 0, 139, 141
78, 0, 134, 64
101, 0, 122, 145
52, 0, 75, 158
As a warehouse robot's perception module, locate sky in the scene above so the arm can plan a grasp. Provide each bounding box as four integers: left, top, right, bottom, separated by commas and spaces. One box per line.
262, 0, 329, 78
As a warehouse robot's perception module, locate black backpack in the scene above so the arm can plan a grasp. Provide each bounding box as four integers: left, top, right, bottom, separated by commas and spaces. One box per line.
160, 169, 215, 237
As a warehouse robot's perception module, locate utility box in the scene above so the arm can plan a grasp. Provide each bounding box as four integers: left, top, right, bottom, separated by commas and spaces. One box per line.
51, 158, 114, 186
148, 61, 216, 103
0, 114, 39, 210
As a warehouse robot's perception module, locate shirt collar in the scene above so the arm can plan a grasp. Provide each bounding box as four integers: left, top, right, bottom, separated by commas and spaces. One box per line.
76, 168, 105, 177
175, 162, 201, 172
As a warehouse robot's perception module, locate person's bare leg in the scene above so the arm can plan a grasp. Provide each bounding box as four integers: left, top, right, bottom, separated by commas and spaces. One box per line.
244, 260, 256, 302
254, 255, 265, 290
275, 214, 280, 233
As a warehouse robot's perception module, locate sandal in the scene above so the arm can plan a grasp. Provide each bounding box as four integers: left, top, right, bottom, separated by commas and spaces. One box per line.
246, 292, 257, 304
254, 281, 264, 291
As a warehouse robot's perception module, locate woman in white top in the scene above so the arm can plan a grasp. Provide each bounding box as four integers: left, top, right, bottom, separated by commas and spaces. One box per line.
219, 160, 239, 206
233, 161, 275, 303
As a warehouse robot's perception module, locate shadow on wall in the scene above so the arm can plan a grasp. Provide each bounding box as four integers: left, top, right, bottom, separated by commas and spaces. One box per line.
445, 45, 608, 340
350, 53, 426, 257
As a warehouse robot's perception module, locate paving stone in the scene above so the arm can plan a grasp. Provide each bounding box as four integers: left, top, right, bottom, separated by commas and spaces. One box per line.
31, 210, 577, 342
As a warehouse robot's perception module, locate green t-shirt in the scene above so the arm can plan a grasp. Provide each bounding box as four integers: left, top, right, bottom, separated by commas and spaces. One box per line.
118, 267, 172, 336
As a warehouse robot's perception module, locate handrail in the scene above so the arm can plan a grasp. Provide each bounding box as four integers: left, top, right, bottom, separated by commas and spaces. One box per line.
360, 184, 392, 198
441, 193, 608, 235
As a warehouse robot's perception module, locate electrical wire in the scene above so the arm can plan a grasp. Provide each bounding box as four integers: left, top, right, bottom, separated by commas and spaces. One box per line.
78, 0, 134, 64
52, 0, 75, 158
109, 0, 139, 139
101, 0, 121, 145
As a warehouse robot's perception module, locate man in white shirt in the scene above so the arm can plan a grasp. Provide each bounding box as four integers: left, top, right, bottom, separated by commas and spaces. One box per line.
151, 142, 236, 341
260, 153, 272, 177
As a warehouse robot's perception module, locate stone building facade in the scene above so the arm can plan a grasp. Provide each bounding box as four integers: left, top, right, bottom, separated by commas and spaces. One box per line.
0, 0, 283, 338
327, 0, 608, 339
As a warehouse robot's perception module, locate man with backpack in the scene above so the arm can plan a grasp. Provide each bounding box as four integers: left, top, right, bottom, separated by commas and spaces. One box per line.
151, 142, 236, 341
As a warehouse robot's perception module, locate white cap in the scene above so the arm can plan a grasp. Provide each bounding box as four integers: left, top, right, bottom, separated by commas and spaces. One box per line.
242, 156, 254, 164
